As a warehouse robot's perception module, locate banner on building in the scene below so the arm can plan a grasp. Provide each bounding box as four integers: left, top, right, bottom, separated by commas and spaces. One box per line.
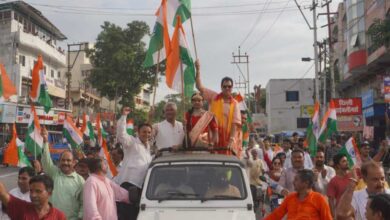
337, 115, 364, 132
300, 105, 314, 117
333, 98, 362, 115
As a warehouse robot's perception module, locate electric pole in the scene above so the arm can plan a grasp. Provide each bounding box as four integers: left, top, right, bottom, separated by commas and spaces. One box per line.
66, 43, 87, 110
232, 46, 250, 108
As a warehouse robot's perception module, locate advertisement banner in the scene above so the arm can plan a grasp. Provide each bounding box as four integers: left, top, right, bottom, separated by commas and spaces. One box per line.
333, 98, 362, 115
300, 105, 314, 117
337, 115, 364, 132
361, 90, 374, 109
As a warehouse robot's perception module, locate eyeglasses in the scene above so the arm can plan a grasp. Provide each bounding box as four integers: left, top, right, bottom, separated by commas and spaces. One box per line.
222, 85, 232, 89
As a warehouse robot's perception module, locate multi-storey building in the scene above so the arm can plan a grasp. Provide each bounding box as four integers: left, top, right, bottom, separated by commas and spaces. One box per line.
266, 79, 314, 134
331, 0, 390, 143
0, 1, 70, 144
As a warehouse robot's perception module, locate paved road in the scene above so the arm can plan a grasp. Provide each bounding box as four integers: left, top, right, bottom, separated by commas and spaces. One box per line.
0, 166, 19, 190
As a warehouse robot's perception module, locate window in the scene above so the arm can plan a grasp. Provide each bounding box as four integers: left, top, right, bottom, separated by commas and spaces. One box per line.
146, 165, 247, 201
51, 70, 54, 78
57, 71, 61, 78
19, 55, 25, 67
297, 118, 310, 128
286, 91, 299, 102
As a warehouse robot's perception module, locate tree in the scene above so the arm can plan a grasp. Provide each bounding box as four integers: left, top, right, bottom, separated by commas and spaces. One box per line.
87, 21, 154, 107
367, 18, 390, 52
150, 94, 191, 123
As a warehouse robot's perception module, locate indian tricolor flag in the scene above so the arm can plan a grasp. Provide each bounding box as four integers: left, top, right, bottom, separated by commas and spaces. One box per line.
25, 105, 43, 157
63, 116, 83, 149
96, 113, 117, 177
306, 101, 321, 157
143, 0, 171, 68
165, 16, 195, 97
127, 119, 135, 136
0, 64, 17, 103
81, 113, 95, 141
339, 137, 362, 167
167, 0, 191, 25
30, 55, 52, 113
235, 93, 247, 111
3, 124, 31, 167
319, 100, 337, 143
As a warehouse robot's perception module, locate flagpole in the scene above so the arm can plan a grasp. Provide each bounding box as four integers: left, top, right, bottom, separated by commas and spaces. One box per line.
190, 17, 198, 60
152, 50, 161, 107
178, 21, 189, 149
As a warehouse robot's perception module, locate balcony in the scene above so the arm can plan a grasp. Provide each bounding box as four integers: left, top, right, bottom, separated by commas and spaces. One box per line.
15, 30, 66, 67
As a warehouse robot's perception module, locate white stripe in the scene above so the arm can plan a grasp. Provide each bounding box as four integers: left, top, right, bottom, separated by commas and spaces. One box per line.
64, 121, 83, 144
30, 127, 43, 148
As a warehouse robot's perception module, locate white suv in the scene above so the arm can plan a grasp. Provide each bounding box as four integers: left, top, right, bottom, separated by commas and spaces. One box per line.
137, 152, 256, 220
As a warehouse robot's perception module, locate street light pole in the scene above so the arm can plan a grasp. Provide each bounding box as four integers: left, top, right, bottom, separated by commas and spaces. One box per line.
312, 0, 320, 102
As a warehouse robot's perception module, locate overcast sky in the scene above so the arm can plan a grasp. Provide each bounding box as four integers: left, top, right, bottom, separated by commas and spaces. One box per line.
22, 0, 341, 102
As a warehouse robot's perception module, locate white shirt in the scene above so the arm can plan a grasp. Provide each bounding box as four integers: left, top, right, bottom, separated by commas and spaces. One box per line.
283, 151, 313, 169
0, 187, 31, 220
313, 165, 336, 195
153, 120, 184, 150
351, 188, 390, 220
115, 116, 152, 188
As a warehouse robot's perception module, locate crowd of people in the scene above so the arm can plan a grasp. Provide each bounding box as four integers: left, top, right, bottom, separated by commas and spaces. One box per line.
0, 61, 389, 219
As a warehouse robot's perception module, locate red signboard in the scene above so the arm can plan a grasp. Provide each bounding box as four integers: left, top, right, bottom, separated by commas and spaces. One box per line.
333, 98, 362, 116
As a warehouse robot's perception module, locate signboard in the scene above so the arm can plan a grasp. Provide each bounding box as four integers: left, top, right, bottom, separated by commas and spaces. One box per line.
337, 115, 364, 132
333, 98, 362, 115
384, 76, 390, 103
300, 105, 314, 117
363, 106, 374, 118
361, 89, 374, 108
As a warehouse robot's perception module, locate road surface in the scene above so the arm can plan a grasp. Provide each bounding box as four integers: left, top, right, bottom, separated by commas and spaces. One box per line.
0, 166, 19, 190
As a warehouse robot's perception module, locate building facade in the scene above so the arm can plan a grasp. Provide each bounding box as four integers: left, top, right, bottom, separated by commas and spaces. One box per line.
0, 1, 69, 145
332, 0, 390, 143
266, 79, 314, 134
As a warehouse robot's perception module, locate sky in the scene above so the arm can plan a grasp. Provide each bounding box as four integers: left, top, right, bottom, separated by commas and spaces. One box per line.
19, 0, 341, 102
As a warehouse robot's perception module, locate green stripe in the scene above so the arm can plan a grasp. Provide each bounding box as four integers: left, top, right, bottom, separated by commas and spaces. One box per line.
173, 1, 191, 25
179, 46, 195, 97
319, 118, 338, 143
143, 22, 164, 67
63, 129, 80, 149
25, 124, 42, 156
338, 146, 354, 168
38, 84, 52, 113
87, 122, 95, 141
18, 148, 32, 167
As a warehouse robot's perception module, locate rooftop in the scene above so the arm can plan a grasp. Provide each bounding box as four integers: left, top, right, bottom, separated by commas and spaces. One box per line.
0, 1, 66, 40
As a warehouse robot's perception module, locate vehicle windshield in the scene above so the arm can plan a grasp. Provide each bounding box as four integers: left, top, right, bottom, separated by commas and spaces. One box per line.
146, 164, 247, 201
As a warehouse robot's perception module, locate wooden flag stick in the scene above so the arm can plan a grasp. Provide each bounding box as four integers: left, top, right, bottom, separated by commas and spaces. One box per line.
152, 50, 161, 107
190, 17, 198, 59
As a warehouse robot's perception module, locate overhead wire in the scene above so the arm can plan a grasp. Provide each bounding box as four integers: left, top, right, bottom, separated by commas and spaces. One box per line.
238, 0, 273, 47
247, 0, 292, 52
269, 63, 314, 96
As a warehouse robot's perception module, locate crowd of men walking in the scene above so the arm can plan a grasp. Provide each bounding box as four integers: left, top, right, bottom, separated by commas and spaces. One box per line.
0, 61, 389, 219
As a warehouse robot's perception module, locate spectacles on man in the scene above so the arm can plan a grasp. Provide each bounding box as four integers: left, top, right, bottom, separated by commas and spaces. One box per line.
223, 85, 232, 89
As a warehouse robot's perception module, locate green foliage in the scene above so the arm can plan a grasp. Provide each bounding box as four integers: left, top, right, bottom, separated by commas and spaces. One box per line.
129, 108, 148, 126
367, 18, 390, 52
87, 21, 154, 107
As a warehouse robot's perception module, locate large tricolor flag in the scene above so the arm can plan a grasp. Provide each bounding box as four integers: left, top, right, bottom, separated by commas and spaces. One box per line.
3, 124, 31, 167
143, 0, 171, 67
319, 100, 337, 143
165, 16, 195, 97
0, 64, 17, 103
25, 105, 43, 157
339, 137, 362, 167
81, 113, 95, 141
306, 101, 321, 157
167, 0, 191, 26
127, 119, 135, 136
30, 56, 52, 113
63, 116, 83, 149
96, 113, 117, 177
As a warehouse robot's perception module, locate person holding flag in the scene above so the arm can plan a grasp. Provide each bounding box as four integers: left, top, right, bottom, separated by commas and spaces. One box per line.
195, 60, 241, 156
116, 107, 153, 220
41, 127, 85, 220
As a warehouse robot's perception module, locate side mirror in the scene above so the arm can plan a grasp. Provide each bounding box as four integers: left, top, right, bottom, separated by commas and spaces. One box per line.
128, 186, 141, 204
